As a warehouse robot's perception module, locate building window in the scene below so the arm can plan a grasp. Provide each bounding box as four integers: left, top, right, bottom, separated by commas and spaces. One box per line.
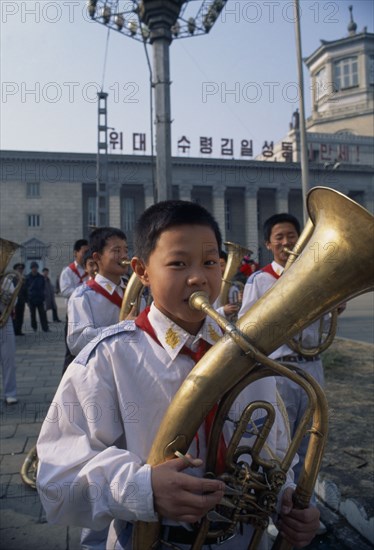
28, 214, 41, 227
334, 57, 359, 90
315, 66, 328, 100
122, 197, 135, 232
369, 55, 374, 85
88, 196, 97, 228
225, 198, 231, 231
27, 181, 40, 197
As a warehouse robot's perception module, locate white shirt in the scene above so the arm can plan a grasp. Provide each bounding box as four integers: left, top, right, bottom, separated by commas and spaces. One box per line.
67, 274, 125, 356
36, 303, 295, 538
239, 261, 327, 359
59, 261, 87, 300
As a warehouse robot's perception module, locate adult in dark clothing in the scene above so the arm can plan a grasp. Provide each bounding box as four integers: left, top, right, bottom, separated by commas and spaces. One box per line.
26, 262, 49, 332
42, 268, 61, 322
12, 263, 27, 336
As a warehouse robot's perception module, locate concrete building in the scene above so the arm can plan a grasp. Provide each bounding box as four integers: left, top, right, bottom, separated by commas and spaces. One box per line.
1, 8, 373, 282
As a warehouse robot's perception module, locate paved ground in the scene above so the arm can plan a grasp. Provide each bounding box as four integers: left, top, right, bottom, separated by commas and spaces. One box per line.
0, 297, 373, 549
336, 292, 374, 345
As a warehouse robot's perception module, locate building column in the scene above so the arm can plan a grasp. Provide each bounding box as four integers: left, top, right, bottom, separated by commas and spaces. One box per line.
244, 187, 259, 261
108, 183, 121, 227
365, 186, 374, 214
276, 184, 289, 213
179, 184, 192, 201
212, 186, 226, 243
144, 183, 155, 210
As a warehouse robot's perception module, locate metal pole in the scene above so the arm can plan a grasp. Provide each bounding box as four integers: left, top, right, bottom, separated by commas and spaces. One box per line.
152, 37, 172, 201
294, 0, 309, 225
96, 91, 109, 226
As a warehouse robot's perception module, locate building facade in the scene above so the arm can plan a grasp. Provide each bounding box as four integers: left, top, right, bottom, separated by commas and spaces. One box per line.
1, 149, 372, 283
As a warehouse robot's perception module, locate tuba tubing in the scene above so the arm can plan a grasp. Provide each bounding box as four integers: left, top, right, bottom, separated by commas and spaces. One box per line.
219, 241, 252, 306
133, 187, 374, 549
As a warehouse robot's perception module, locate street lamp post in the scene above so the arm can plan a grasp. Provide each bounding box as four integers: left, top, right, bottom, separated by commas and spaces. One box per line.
140, 1, 184, 201
87, 0, 227, 203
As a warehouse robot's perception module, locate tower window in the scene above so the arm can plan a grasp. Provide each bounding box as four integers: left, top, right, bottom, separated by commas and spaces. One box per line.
334, 57, 359, 90
315, 66, 328, 100
369, 55, 374, 85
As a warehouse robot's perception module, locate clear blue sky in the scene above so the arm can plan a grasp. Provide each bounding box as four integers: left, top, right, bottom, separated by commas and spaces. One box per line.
1, 0, 373, 158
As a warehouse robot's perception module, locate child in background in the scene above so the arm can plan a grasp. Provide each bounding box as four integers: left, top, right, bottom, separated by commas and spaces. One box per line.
67, 227, 129, 357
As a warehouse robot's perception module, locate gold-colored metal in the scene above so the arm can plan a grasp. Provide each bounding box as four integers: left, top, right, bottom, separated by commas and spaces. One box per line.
0, 238, 23, 328
284, 217, 338, 357
20, 445, 38, 489
219, 241, 252, 306
132, 187, 374, 550
118, 271, 145, 321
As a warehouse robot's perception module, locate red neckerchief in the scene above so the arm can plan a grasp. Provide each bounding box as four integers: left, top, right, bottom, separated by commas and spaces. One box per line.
86, 279, 122, 308
261, 263, 281, 280
135, 307, 226, 474
68, 262, 88, 284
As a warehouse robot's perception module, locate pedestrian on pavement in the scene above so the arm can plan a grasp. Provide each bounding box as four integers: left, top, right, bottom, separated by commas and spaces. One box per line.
12, 263, 27, 336
26, 262, 49, 333
42, 268, 61, 323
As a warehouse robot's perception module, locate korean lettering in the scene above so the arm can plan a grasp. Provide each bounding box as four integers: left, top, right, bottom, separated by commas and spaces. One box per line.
320, 143, 333, 161
281, 141, 293, 162
221, 138, 234, 156
109, 131, 123, 151
337, 144, 349, 161
200, 137, 213, 155
177, 136, 191, 153
240, 139, 253, 157
262, 141, 274, 158
133, 133, 146, 152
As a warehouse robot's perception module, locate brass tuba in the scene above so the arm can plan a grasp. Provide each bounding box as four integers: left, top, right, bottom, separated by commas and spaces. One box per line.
118, 270, 144, 321
219, 241, 252, 306
132, 187, 374, 549
0, 238, 23, 328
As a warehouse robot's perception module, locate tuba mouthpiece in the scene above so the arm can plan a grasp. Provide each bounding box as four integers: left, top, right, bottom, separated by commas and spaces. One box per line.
189, 291, 210, 312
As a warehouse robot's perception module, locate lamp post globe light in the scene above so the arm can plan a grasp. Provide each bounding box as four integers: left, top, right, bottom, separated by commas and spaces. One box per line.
87, 0, 227, 202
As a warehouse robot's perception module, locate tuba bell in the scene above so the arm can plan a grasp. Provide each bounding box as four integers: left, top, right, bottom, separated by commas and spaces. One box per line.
132, 187, 374, 549
0, 238, 23, 328
284, 217, 338, 357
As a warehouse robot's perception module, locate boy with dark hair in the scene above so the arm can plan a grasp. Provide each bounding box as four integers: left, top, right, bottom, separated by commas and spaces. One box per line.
59, 239, 89, 299
37, 201, 319, 549
239, 212, 327, 536
263, 213, 301, 244
82, 249, 98, 280
67, 227, 129, 356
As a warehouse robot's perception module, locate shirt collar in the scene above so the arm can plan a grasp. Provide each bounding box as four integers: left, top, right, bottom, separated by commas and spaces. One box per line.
271, 260, 285, 277
74, 261, 86, 275
94, 274, 123, 295
148, 302, 223, 360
